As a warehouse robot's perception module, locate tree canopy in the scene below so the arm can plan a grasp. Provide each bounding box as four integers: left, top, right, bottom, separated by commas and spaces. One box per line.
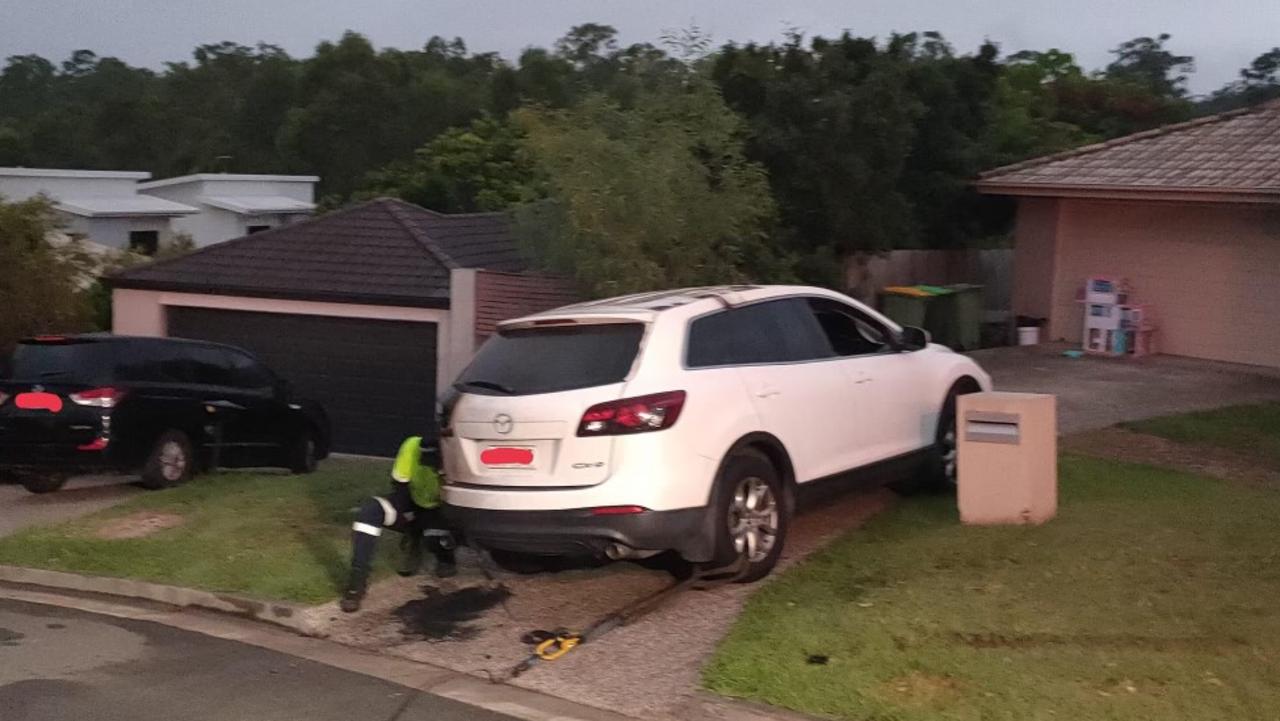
1, 26, 1270, 294
0, 196, 92, 353
514, 67, 787, 295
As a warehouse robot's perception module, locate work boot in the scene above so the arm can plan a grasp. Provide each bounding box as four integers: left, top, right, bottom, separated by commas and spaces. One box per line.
434, 551, 458, 579
398, 534, 424, 577
340, 569, 368, 613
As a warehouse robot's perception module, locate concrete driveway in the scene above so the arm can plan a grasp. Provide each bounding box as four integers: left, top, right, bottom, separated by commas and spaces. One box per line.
973, 344, 1280, 433
0, 475, 141, 537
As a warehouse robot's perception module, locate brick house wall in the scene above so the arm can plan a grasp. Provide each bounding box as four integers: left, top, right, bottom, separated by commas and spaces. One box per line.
473, 270, 580, 343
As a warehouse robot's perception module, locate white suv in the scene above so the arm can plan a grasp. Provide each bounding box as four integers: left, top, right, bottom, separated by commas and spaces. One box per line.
441, 285, 991, 581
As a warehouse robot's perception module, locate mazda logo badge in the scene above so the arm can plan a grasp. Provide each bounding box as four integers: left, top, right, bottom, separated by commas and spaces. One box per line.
493, 414, 513, 435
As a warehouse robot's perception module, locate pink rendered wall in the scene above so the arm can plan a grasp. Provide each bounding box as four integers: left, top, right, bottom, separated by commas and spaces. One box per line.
1049, 199, 1280, 368
1010, 197, 1061, 325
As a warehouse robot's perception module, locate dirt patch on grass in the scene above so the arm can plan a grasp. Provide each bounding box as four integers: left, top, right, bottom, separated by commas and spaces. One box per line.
1062, 427, 1280, 489
92, 512, 185, 539
882, 671, 961, 706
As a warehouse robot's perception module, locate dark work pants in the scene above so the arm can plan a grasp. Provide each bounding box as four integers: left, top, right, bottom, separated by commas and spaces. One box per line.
350, 484, 453, 576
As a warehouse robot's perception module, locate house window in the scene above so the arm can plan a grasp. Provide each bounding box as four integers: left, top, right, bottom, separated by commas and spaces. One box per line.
128, 230, 159, 256
247, 224, 271, 235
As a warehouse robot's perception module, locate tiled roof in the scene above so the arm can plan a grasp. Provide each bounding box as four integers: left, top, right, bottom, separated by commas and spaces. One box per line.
110, 198, 528, 308
977, 99, 1280, 199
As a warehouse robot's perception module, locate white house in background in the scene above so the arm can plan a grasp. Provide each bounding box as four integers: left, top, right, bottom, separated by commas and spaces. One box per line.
137, 173, 318, 247
0, 167, 198, 253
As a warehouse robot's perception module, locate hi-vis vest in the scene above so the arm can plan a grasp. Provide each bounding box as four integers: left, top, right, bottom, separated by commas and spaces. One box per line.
391, 436, 442, 509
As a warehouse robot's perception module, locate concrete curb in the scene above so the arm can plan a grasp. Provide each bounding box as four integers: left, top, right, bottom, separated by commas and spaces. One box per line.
0, 564, 321, 636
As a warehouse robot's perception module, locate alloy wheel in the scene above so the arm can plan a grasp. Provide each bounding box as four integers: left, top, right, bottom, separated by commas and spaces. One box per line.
160, 441, 187, 482
728, 476, 779, 563
941, 417, 958, 484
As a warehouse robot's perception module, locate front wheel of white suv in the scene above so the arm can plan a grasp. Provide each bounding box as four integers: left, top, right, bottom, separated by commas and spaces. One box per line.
712, 450, 789, 583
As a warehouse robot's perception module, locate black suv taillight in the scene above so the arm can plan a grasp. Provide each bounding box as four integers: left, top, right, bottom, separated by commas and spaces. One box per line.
69, 387, 125, 408
577, 391, 686, 437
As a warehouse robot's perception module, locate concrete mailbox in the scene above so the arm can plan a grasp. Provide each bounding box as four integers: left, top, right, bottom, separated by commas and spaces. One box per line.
956, 392, 1057, 525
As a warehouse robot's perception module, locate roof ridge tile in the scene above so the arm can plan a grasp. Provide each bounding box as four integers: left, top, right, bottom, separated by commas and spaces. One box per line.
378, 197, 461, 270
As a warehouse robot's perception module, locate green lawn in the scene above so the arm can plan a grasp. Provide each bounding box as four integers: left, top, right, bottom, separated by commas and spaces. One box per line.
0, 459, 391, 604
704, 456, 1280, 720
1122, 402, 1280, 468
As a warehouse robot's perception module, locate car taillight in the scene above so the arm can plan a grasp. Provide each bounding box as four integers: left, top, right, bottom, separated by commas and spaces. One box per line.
69, 387, 125, 408
577, 391, 686, 437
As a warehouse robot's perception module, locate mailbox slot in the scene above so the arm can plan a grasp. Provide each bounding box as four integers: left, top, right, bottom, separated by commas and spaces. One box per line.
965, 410, 1020, 444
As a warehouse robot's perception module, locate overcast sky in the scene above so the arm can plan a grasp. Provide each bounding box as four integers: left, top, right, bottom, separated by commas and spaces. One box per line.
3, 1, 1276, 95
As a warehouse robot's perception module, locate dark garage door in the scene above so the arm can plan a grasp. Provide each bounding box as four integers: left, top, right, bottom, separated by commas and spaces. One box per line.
168, 307, 438, 456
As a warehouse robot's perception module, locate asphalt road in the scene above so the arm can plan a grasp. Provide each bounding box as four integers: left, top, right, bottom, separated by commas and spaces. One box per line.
0, 598, 515, 721
0, 475, 141, 537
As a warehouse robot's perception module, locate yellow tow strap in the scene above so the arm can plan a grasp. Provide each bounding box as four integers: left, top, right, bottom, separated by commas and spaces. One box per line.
535, 635, 581, 661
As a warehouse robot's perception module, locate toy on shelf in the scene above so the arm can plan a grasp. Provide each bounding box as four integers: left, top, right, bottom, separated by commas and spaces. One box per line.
1078, 276, 1155, 358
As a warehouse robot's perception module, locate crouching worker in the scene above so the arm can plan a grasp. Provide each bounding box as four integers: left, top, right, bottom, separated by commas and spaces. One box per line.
341, 436, 457, 613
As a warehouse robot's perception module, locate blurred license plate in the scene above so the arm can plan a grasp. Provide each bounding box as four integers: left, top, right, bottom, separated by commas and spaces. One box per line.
480, 446, 534, 466
15, 392, 63, 413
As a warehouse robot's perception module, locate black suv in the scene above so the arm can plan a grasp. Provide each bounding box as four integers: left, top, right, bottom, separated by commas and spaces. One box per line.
0, 335, 329, 493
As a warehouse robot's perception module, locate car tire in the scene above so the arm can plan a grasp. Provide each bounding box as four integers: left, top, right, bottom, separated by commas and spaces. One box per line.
140, 431, 195, 490
288, 430, 319, 474
711, 449, 788, 583
19, 472, 68, 494
918, 386, 968, 493
889, 383, 978, 496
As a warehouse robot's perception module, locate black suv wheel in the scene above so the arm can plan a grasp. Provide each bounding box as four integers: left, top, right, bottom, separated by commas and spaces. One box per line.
289, 430, 319, 474
140, 431, 195, 489
19, 472, 68, 494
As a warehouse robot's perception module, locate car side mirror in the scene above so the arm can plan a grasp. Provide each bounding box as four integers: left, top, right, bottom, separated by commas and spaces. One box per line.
898, 326, 930, 351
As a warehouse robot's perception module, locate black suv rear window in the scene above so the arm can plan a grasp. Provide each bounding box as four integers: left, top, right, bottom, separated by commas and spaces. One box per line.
4, 341, 117, 385
456, 323, 644, 396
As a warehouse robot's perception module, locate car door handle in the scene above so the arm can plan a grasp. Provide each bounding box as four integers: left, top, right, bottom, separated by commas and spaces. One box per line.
754, 386, 781, 399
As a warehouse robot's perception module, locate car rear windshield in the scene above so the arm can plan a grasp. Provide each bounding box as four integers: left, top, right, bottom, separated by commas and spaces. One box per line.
3, 341, 117, 385
456, 323, 645, 396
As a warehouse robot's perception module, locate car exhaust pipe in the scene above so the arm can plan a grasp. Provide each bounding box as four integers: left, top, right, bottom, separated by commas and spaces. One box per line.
604, 544, 661, 561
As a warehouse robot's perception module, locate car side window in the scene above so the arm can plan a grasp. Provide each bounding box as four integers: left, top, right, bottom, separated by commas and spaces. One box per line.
807, 298, 890, 357
185, 346, 234, 387
226, 351, 275, 391
114, 341, 191, 383
687, 298, 833, 368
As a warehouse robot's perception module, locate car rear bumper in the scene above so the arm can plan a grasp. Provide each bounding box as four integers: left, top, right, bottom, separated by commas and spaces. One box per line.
443, 504, 715, 562
0, 444, 117, 473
